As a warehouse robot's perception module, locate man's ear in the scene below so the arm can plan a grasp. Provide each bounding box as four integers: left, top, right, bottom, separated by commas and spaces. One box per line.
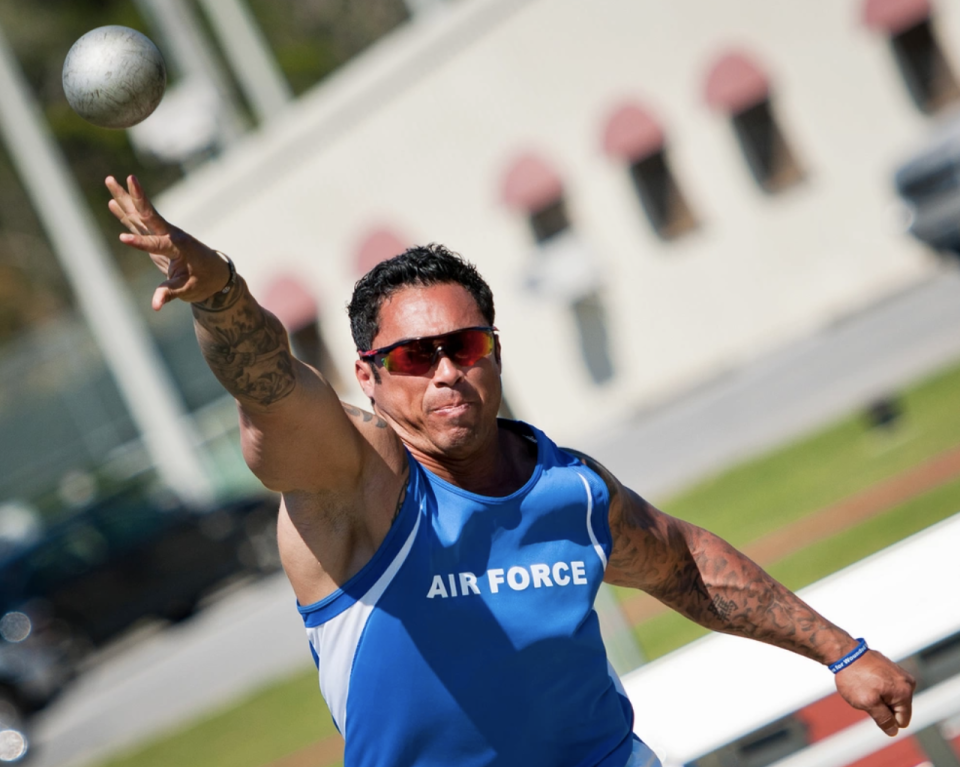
356, 359, 377, 400
494, 337, 502, 371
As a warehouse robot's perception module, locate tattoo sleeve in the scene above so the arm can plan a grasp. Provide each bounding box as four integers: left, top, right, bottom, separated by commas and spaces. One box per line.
191, 277, 296, 408
572, 449, 852, 665
643, 522, 848, 663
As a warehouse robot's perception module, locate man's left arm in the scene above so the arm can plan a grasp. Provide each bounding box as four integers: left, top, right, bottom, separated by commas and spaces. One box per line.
570, 452, 916, 736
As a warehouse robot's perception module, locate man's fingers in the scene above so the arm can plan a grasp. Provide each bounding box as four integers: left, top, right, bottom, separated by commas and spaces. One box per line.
127, 174, 146, 207
863, 682, 913, 735
119, 232, 170, 254
892, 697, 912, 729
107, 197, 124, 221
868, 703, 900, 736
108, 199, 151, 236
107, 174, 169, 233
151, 285, 171, 312
107, 175, 156, 236
151, 277, 189, 311
111, 174, 196, 310
127, 175, 166, 228
105, 175, 127, 201
151, 286, 185, 312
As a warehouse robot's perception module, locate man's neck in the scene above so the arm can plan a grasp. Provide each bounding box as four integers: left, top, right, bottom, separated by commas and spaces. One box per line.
413, 422, 537, 497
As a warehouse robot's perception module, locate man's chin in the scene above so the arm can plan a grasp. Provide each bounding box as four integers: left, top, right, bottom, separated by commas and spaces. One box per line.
426, 413, 487, 451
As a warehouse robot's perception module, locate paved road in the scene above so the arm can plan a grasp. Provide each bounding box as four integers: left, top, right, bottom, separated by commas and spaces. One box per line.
27, 263, 960, 767
583, 262, 960, 500
29, 575, 309, 767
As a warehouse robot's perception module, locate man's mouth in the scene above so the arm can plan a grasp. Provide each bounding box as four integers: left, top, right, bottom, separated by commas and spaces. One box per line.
432, 402, 472, 416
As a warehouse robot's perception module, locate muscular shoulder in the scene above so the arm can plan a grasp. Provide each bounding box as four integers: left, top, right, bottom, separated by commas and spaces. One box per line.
340, 401, 406, 469
238, 362, 406, 495
278, 450, 410, 605
274, 401, 408, 605
560, 448, 618, 494
561, 448, 674, 589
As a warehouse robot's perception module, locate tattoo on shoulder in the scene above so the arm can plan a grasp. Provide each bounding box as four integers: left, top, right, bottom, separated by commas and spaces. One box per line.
565, 446, 658, 532
562, 447, 620, 498
342, 402, 388, 429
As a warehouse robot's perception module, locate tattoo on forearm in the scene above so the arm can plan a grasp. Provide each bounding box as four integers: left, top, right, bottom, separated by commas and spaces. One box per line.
608, 496, 841, 663
663, 528, 836, 661
342, 402, 388, 429
192, 278, 296, 406
569, 446, 843, 662
709, 594, 738, 622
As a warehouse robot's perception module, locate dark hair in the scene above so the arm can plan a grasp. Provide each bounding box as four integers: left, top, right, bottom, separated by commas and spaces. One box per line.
348, 243, 495, 352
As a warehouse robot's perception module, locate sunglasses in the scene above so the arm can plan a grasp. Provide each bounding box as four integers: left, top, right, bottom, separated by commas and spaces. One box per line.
359, 326, 498, 376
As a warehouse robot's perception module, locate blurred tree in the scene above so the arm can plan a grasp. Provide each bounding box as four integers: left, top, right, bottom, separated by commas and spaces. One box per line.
247, 0, 409, 96
0, 0, 181, 346
0, 0, 409, 346
0, 144, 69, 338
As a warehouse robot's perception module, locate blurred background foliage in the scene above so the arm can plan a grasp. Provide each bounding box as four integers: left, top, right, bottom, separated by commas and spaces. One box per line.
0, 0, 408, 346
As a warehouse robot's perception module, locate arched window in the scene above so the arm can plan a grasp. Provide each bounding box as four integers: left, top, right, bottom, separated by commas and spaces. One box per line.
354, 227, 409, 276
262, 275, 341, 389
602, 101, 696, 239
500, 152, 570, 243
862, 0, 959, 114
705, 51, 803, 193
500, 152, 613, 384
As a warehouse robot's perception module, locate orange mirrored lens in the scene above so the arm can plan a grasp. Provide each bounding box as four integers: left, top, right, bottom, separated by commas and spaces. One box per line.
381, 328, 495, 375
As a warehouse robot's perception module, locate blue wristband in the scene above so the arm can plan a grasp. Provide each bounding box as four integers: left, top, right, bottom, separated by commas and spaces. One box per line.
829, 638, 869, 673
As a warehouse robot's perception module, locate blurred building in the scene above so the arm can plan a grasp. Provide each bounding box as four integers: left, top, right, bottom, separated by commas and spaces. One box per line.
4, 0, 960, 505
152, 0, 957, 446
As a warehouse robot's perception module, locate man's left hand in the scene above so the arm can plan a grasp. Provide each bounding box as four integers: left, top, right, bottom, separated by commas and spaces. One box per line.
835, 650, 916, 736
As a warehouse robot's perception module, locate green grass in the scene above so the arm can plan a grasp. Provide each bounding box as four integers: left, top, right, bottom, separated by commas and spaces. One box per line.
89, 360, 960, 767
608, 358, 960, 611
98, 667, 338, 767
633, 477, 960, 660
766, 475, 960, 587
656, 359, 960, 547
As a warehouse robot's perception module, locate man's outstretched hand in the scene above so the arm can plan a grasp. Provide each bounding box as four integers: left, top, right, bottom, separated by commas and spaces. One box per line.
106, 174, 230, 311
835, 650, 916, 736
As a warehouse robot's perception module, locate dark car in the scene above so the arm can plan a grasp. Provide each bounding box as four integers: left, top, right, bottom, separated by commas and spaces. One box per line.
0, 610, 77, 763
0, 485, 279, 654
894, 113, 960, 254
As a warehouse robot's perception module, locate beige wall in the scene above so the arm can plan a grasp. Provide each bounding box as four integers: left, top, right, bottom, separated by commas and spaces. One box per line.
157, 0, 953, 444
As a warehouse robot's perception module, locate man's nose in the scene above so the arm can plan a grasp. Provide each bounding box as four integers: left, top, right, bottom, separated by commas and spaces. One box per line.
431, 348, 463, 382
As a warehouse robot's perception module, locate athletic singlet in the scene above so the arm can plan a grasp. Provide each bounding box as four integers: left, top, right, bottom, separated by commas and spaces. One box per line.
298, 421, 660, 767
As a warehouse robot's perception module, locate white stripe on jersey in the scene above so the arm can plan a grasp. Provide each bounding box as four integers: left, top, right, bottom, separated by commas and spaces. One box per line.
578, 471, 608, 569
307, 507, 422, 734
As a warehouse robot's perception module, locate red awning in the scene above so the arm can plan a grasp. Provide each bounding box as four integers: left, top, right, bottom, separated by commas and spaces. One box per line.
704, 51, 771, 113
602, 102, 665, 161
862, 0, 931, 34
261, 275, 318, 331
354, 227, 408, 276
500, 152, 564, 212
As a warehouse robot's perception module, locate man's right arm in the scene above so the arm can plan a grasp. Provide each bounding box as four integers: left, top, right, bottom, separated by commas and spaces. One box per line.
105, 174, 402, 497
190, 272, 369, 492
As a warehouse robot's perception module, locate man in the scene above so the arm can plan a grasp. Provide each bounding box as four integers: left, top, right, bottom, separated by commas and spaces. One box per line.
107, 174, 914, 767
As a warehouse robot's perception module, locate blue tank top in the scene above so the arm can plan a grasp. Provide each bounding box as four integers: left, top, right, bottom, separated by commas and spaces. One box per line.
299, 422, 650, 767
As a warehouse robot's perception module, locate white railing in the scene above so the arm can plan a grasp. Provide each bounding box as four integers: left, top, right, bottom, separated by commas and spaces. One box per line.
766, 674, 960, 767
